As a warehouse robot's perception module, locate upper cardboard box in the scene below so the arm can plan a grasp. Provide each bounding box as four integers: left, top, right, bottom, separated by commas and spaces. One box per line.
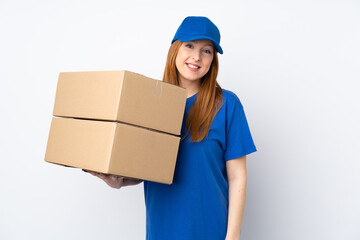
53, 71, 187, 135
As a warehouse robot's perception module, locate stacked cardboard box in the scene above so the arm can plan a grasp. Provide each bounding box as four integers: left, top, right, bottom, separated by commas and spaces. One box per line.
45, 71, 187, 184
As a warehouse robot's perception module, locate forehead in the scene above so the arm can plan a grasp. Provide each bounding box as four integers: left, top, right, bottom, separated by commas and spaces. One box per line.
186, 39, 214, 47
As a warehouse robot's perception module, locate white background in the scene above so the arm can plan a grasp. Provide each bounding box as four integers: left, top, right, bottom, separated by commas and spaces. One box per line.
1, 0, 359, 239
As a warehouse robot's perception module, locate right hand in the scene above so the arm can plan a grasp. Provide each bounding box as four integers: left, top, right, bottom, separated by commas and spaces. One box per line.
84, 170, 143, 189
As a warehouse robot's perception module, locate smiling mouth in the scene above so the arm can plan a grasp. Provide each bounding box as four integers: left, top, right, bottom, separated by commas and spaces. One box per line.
186, 63, 200, 69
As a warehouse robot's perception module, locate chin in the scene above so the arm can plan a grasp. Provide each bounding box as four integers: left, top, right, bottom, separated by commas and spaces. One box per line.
184, 76, 202, 82
186, 72, 206, 81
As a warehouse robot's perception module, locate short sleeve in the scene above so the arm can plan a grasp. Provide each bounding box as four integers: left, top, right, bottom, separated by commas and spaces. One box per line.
224, 93, 257, 161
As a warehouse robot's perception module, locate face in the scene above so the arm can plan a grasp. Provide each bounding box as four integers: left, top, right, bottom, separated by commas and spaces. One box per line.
175, 39, 214, 86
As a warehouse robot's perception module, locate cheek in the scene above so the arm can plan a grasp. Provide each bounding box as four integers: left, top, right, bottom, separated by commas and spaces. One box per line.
203, 58, 213, 71
175, 50, 185, 68
175, 56, 181, 71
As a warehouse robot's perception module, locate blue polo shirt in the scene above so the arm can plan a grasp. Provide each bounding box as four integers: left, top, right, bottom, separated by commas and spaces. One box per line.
143, 89, 257, 240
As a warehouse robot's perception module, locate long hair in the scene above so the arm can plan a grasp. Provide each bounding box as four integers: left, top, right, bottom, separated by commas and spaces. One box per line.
163, 40, 223, 142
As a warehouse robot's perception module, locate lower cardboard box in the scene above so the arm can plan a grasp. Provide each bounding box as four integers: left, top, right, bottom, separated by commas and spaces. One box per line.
45, 117, 180, 184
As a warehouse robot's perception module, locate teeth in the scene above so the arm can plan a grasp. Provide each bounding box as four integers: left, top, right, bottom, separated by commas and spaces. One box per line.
187, 64, 199, 69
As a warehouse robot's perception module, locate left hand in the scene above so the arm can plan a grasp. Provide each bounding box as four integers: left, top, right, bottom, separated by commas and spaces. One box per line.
84, 170, 143, 189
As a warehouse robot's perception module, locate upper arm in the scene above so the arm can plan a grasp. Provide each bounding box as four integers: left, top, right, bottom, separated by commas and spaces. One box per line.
223, 92, 256, 161
226, 156, 247, 181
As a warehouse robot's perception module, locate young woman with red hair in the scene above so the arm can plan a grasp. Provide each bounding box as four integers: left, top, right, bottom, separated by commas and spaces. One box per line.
88, 16, 256, 240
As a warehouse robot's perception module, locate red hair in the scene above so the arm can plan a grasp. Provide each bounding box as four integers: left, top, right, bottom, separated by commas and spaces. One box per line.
163, 40, 223, 142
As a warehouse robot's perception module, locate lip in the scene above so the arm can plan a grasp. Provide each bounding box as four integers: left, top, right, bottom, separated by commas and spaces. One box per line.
186, 63, 201, 72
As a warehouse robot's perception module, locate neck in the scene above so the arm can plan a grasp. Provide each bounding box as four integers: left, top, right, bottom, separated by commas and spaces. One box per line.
179, 78, 201, 98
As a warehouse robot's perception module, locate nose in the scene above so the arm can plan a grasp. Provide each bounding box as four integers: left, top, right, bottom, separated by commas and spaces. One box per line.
192, 51, 201, 61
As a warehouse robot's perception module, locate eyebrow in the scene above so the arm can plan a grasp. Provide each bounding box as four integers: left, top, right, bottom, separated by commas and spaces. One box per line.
203, 43, 214, 47
189, 40, 214, 48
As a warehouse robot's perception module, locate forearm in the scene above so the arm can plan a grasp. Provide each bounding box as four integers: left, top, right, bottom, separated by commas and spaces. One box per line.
226, 174, 247, 240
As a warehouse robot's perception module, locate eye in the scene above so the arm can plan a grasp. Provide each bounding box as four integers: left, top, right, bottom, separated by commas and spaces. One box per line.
203, 49, 212, 54
185, 43, 194, 49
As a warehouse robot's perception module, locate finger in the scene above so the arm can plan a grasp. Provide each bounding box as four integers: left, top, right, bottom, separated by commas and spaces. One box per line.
122, 178, 143, 186
103, 176, 123, 188
83, 170, 101, 177
87, 171, 98, 176
95, 173, 108, 180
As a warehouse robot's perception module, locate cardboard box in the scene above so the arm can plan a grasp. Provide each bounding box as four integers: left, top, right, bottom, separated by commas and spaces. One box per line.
45, 117, 180, 184
53, 70, 187, 135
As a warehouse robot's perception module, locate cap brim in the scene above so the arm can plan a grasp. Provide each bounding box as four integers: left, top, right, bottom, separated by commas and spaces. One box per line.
175, 35, 223, 54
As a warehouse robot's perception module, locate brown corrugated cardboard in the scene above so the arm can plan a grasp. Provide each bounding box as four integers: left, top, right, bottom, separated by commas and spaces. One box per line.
45, 117, 180, 184
53, 71, 187, 135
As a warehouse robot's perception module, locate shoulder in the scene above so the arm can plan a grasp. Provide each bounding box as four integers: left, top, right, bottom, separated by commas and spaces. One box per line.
221, 89, 243, 109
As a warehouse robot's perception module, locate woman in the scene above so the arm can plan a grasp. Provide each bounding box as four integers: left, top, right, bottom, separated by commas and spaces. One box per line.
88, 16, 256, 240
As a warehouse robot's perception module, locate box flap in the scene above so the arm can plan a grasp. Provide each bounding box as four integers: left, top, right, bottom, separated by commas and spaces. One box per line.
53, 71, 125, 121
118, 71, 187, 135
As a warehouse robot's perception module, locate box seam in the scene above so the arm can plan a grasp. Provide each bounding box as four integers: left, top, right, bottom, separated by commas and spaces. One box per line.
115, 71, 125, 121
106, 123, 118, 173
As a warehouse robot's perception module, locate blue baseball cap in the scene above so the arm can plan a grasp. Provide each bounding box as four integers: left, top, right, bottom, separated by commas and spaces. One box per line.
171, 16, 223, 54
